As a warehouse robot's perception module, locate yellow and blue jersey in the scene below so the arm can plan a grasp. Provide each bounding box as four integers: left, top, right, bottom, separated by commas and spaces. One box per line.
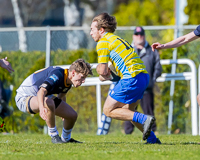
97, 32, 147, 79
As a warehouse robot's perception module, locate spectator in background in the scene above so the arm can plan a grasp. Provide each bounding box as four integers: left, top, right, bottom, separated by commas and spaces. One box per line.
124, 27, 162, 134
0, 56, 14, 120
0, 57, 14, 73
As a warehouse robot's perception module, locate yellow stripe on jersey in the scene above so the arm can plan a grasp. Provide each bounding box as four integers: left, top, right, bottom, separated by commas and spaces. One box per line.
97, 32, 147, 79
34, 67, 47, 74
64, 69, 71, 87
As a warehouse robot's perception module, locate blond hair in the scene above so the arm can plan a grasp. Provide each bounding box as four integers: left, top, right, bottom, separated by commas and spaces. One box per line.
92, 13, 117, 33
69, 59, 93, 76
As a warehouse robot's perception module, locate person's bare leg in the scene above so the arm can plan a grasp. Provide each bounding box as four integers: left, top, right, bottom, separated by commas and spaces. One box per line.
30, 96, 56, 128
103, 96, 154, 139
122, 101, 144, 132
55, 101, 80, 142
126, 100, 156, 141
29, 96, 64, 143
55, 101, 77, 130
44, 98, 56, 128
103, 96, 139, 121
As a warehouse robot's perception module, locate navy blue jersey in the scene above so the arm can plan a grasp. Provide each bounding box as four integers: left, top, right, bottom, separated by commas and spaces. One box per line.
16, 66, 71, 96
194, 25, 200, 36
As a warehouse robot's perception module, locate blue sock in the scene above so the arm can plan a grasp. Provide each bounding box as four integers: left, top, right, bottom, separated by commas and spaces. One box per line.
132, 112, 147, 124
147, 131, 157, 143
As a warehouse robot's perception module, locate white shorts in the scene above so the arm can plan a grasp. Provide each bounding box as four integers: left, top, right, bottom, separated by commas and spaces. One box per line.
15, 92, 56, 114
15, 93, 33, 113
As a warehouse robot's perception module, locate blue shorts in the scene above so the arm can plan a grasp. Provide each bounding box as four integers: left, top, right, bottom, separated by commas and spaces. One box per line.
109, 72, 149, 104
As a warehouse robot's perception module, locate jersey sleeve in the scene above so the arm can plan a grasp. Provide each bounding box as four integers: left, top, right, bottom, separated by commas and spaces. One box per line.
194, 25, 200, 36
97, 38, 110, 63
39, 70, 62, 92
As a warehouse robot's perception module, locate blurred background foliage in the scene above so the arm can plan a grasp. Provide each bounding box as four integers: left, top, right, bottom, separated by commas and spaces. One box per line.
0, 40, 199, 135
1, 0, 200, 135
114, 0, 175, 26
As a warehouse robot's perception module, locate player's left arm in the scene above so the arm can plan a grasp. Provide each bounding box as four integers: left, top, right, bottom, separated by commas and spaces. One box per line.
57, 92, 67, 121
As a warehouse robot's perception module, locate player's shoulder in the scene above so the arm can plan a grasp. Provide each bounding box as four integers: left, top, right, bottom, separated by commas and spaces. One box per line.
104, 32, 117, 39
49, 66, 64, 76
98, 36, 110, 43
48, 66, 63, 71
97, 37, 110, 49
98, 33, 117, 45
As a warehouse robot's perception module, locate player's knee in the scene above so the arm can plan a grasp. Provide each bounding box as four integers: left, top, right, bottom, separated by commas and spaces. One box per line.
71, 111, 78, 122
45, 98, 55, 112
63, 110, 78, 122
103, 107, 112, 117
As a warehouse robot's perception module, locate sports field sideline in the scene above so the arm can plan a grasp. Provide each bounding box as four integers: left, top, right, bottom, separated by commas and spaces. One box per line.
0, 133, 200, 160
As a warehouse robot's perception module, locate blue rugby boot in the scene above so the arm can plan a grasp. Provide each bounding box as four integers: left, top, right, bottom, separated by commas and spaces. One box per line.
145, 138, 162, 144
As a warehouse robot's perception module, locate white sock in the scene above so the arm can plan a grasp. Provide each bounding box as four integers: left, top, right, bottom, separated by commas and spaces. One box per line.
61, 128, 72, 142
48, 126, 59, 137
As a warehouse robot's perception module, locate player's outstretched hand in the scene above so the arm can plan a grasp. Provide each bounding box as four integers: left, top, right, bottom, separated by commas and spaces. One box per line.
151, 42, 164, 52
0, 57, 14, 73
40, 107, 48, 121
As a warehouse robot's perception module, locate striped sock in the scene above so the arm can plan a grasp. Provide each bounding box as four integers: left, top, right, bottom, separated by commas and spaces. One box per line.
132, 112, 147, 124
61, 128, 72, 142
48, 126, 59, 137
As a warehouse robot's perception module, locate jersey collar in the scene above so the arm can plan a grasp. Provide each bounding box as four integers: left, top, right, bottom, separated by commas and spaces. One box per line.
64, 69, 71, 87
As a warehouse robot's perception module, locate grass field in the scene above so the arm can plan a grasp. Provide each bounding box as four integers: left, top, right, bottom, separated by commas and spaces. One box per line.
0, 132, 200, 160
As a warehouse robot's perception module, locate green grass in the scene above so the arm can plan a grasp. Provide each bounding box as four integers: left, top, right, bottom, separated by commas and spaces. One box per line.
0, 133, 200, 160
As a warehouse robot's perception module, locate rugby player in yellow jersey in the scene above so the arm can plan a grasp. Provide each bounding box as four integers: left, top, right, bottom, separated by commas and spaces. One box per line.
90, 13, 161, 144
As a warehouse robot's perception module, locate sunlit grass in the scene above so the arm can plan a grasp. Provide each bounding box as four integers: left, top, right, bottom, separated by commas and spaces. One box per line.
0, 133, 200, 160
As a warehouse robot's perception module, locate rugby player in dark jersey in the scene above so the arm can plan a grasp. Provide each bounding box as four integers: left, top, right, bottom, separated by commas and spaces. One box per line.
15, 59, 92, 143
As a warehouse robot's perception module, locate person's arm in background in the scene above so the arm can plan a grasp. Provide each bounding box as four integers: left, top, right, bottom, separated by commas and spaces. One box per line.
151, 32, 199, 51
152, 49, 162, 84
0, 57, 14, 73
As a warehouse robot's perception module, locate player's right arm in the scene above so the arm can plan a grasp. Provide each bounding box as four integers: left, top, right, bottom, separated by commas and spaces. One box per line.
96, 37, 113, 81
37, 87, 48, 120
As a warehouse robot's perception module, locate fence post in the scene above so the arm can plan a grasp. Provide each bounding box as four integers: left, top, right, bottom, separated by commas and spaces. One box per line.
96, 84, 102, 128
44, 26, 51, 134
45, 26, 51, 68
